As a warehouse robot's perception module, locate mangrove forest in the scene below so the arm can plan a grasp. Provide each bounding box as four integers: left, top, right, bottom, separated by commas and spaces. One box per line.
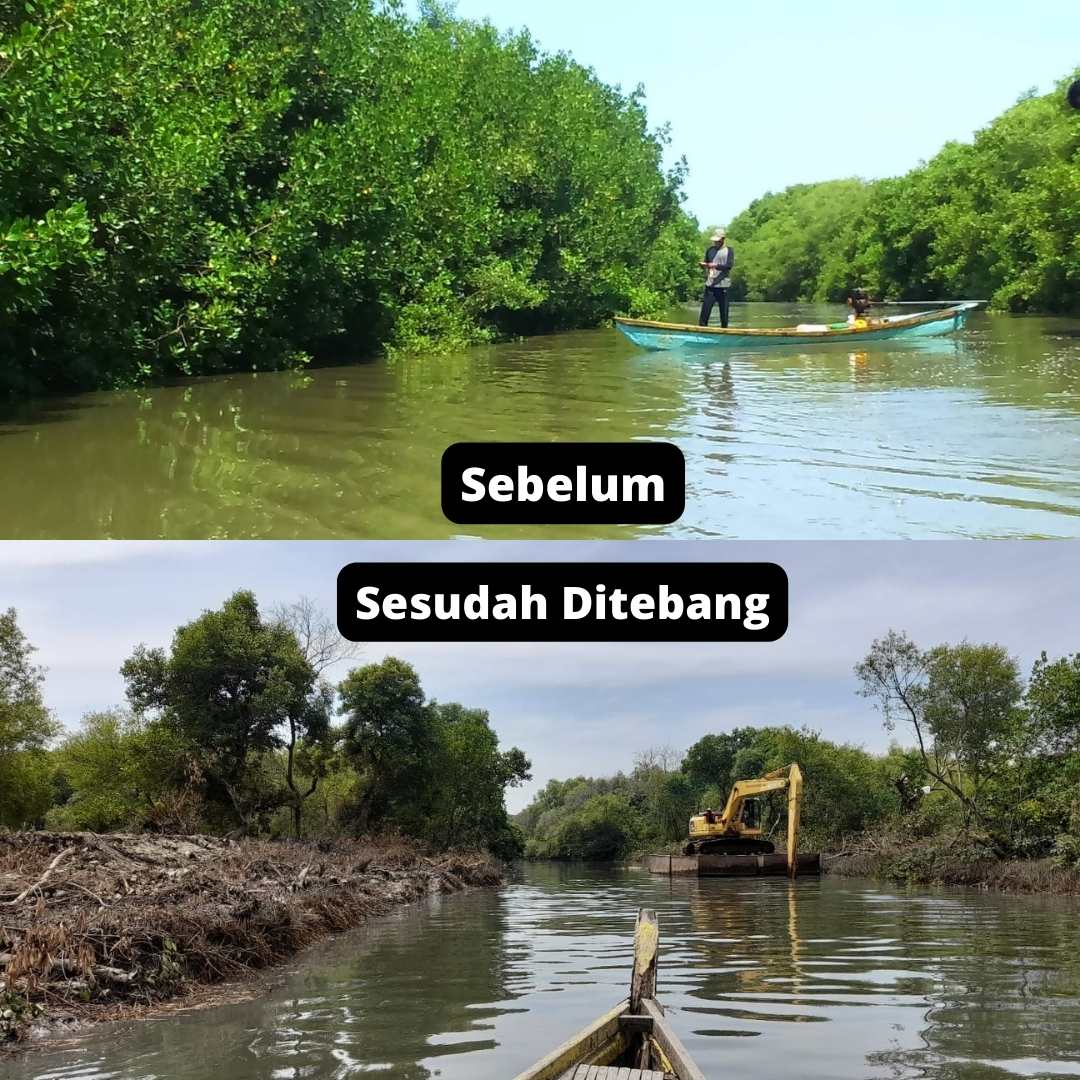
0, 594, 531, 856
722, 74, 1080, 312
4, 0, 1077, 401
0, 0, 699, 396
516, 630, 1080, 889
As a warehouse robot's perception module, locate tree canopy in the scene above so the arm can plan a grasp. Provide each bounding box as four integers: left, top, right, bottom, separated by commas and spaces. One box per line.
0, 607, 59, 826
85, 604, 533, 852
519, 630, 1080, 868
725, 74, 1080, 311
0, 0, 698, 396
122, 589, 324, 831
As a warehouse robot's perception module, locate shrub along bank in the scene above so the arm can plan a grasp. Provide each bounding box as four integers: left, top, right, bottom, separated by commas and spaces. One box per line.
825, 828, 1080, 895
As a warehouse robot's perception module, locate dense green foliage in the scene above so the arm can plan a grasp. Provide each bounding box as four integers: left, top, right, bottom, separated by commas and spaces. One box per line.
46, 709, 192, 831
0, 0, 698, 396
516, 728, 903, 861
0, 608, 60, 827
519, 631, 1080, 869
3, 600, 530, 856
725, 76, 1080, 311
857, 632, 1080, 867
338, 656, 433, 834
121, 589, 332, 833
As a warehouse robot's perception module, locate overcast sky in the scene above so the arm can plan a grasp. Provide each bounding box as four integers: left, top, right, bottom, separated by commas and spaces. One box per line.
407, 0, 1079, 225
2, 540, 1077, 811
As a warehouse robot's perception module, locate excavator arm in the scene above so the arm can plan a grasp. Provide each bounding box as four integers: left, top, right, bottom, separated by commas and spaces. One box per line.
785, 764, 802, 879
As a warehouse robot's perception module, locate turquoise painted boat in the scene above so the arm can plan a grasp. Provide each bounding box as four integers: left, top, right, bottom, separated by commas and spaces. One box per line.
615, 301, 980, 351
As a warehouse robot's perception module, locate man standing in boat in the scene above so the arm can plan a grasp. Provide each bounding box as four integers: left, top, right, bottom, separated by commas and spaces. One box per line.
699, 228, 735, 328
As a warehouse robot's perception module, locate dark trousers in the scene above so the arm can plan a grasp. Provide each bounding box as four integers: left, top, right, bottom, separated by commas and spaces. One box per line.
699, 286, 730, 328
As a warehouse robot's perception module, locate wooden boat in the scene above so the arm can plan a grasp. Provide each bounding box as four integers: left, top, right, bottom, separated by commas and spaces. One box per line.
615, 301, 980, 351
513, 909, 705, 1080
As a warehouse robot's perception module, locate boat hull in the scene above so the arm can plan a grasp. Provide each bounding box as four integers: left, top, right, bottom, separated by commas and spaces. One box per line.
514, 910, 705, 1080
512, 998, 704, 1080
615, 303, 977, 351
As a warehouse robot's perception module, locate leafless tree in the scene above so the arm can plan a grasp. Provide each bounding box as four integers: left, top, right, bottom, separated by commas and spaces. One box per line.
273, 595, 361, 676
633, 744, 682, 775
272, 597, 362, 837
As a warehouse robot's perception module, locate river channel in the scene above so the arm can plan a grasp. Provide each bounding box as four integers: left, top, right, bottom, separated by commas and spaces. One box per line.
12, 863, 1080, 1079
1, 305, 1079, 539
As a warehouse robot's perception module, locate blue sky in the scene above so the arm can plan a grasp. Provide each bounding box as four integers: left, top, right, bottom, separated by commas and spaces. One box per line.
3, 540, 1078, 811
408, 0, 1079, 225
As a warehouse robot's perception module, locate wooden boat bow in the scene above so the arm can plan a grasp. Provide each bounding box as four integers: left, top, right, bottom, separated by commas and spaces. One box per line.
514, 909, 706, 1080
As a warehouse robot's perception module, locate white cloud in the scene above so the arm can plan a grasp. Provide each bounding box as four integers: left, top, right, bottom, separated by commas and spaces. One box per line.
0, 540, 215, 569
3, 540, 1077, 785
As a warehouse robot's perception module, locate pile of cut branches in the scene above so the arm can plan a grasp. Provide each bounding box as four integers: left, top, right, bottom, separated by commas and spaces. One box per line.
0, 832, 500, 1042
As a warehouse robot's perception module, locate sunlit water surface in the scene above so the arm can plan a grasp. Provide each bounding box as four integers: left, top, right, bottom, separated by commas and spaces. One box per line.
12, 865, 1080, 1080
1, 305, 1079, 538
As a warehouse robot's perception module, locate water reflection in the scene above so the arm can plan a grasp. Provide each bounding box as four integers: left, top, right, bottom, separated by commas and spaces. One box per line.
1, 307, 1079, 538
13, 866, 1080, 1080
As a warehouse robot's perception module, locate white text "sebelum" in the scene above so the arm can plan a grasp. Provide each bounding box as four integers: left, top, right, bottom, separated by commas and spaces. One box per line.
459, 465, 664, 503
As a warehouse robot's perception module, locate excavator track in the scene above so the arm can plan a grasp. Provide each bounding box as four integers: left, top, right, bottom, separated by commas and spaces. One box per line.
683, 837, 776, 856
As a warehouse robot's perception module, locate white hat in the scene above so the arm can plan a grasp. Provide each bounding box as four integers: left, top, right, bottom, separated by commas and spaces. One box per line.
710, 228, 726, 243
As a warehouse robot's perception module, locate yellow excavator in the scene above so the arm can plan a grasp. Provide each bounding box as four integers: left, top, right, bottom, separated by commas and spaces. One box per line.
683, 763, 804, 875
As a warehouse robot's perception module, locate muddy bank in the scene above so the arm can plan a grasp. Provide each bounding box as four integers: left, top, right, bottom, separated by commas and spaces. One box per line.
826, 841, 1080, 895
0, 831, 500, 1044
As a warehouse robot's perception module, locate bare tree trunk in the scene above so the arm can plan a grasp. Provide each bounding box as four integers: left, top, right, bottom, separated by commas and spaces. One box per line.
285, 721, 300, 839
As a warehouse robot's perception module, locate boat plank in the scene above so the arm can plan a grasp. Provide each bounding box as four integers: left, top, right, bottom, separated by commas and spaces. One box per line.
570, 1070, 665, 1080
518, 910, 705, 1080
512, 1000, 629, 1080
641, 999, 706, 1080
629, 909, 658, 1012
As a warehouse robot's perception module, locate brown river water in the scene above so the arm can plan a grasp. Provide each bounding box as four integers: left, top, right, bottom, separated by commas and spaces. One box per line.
11, 864, 1080, 1079
1, 305, 1078, 539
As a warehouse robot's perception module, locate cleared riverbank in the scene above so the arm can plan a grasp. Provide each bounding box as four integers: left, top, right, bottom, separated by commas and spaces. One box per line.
627, 838, 1080, 896
6, 863, 1079, 1080
0, 831, 500, 1044
826, 837, 1080, 895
